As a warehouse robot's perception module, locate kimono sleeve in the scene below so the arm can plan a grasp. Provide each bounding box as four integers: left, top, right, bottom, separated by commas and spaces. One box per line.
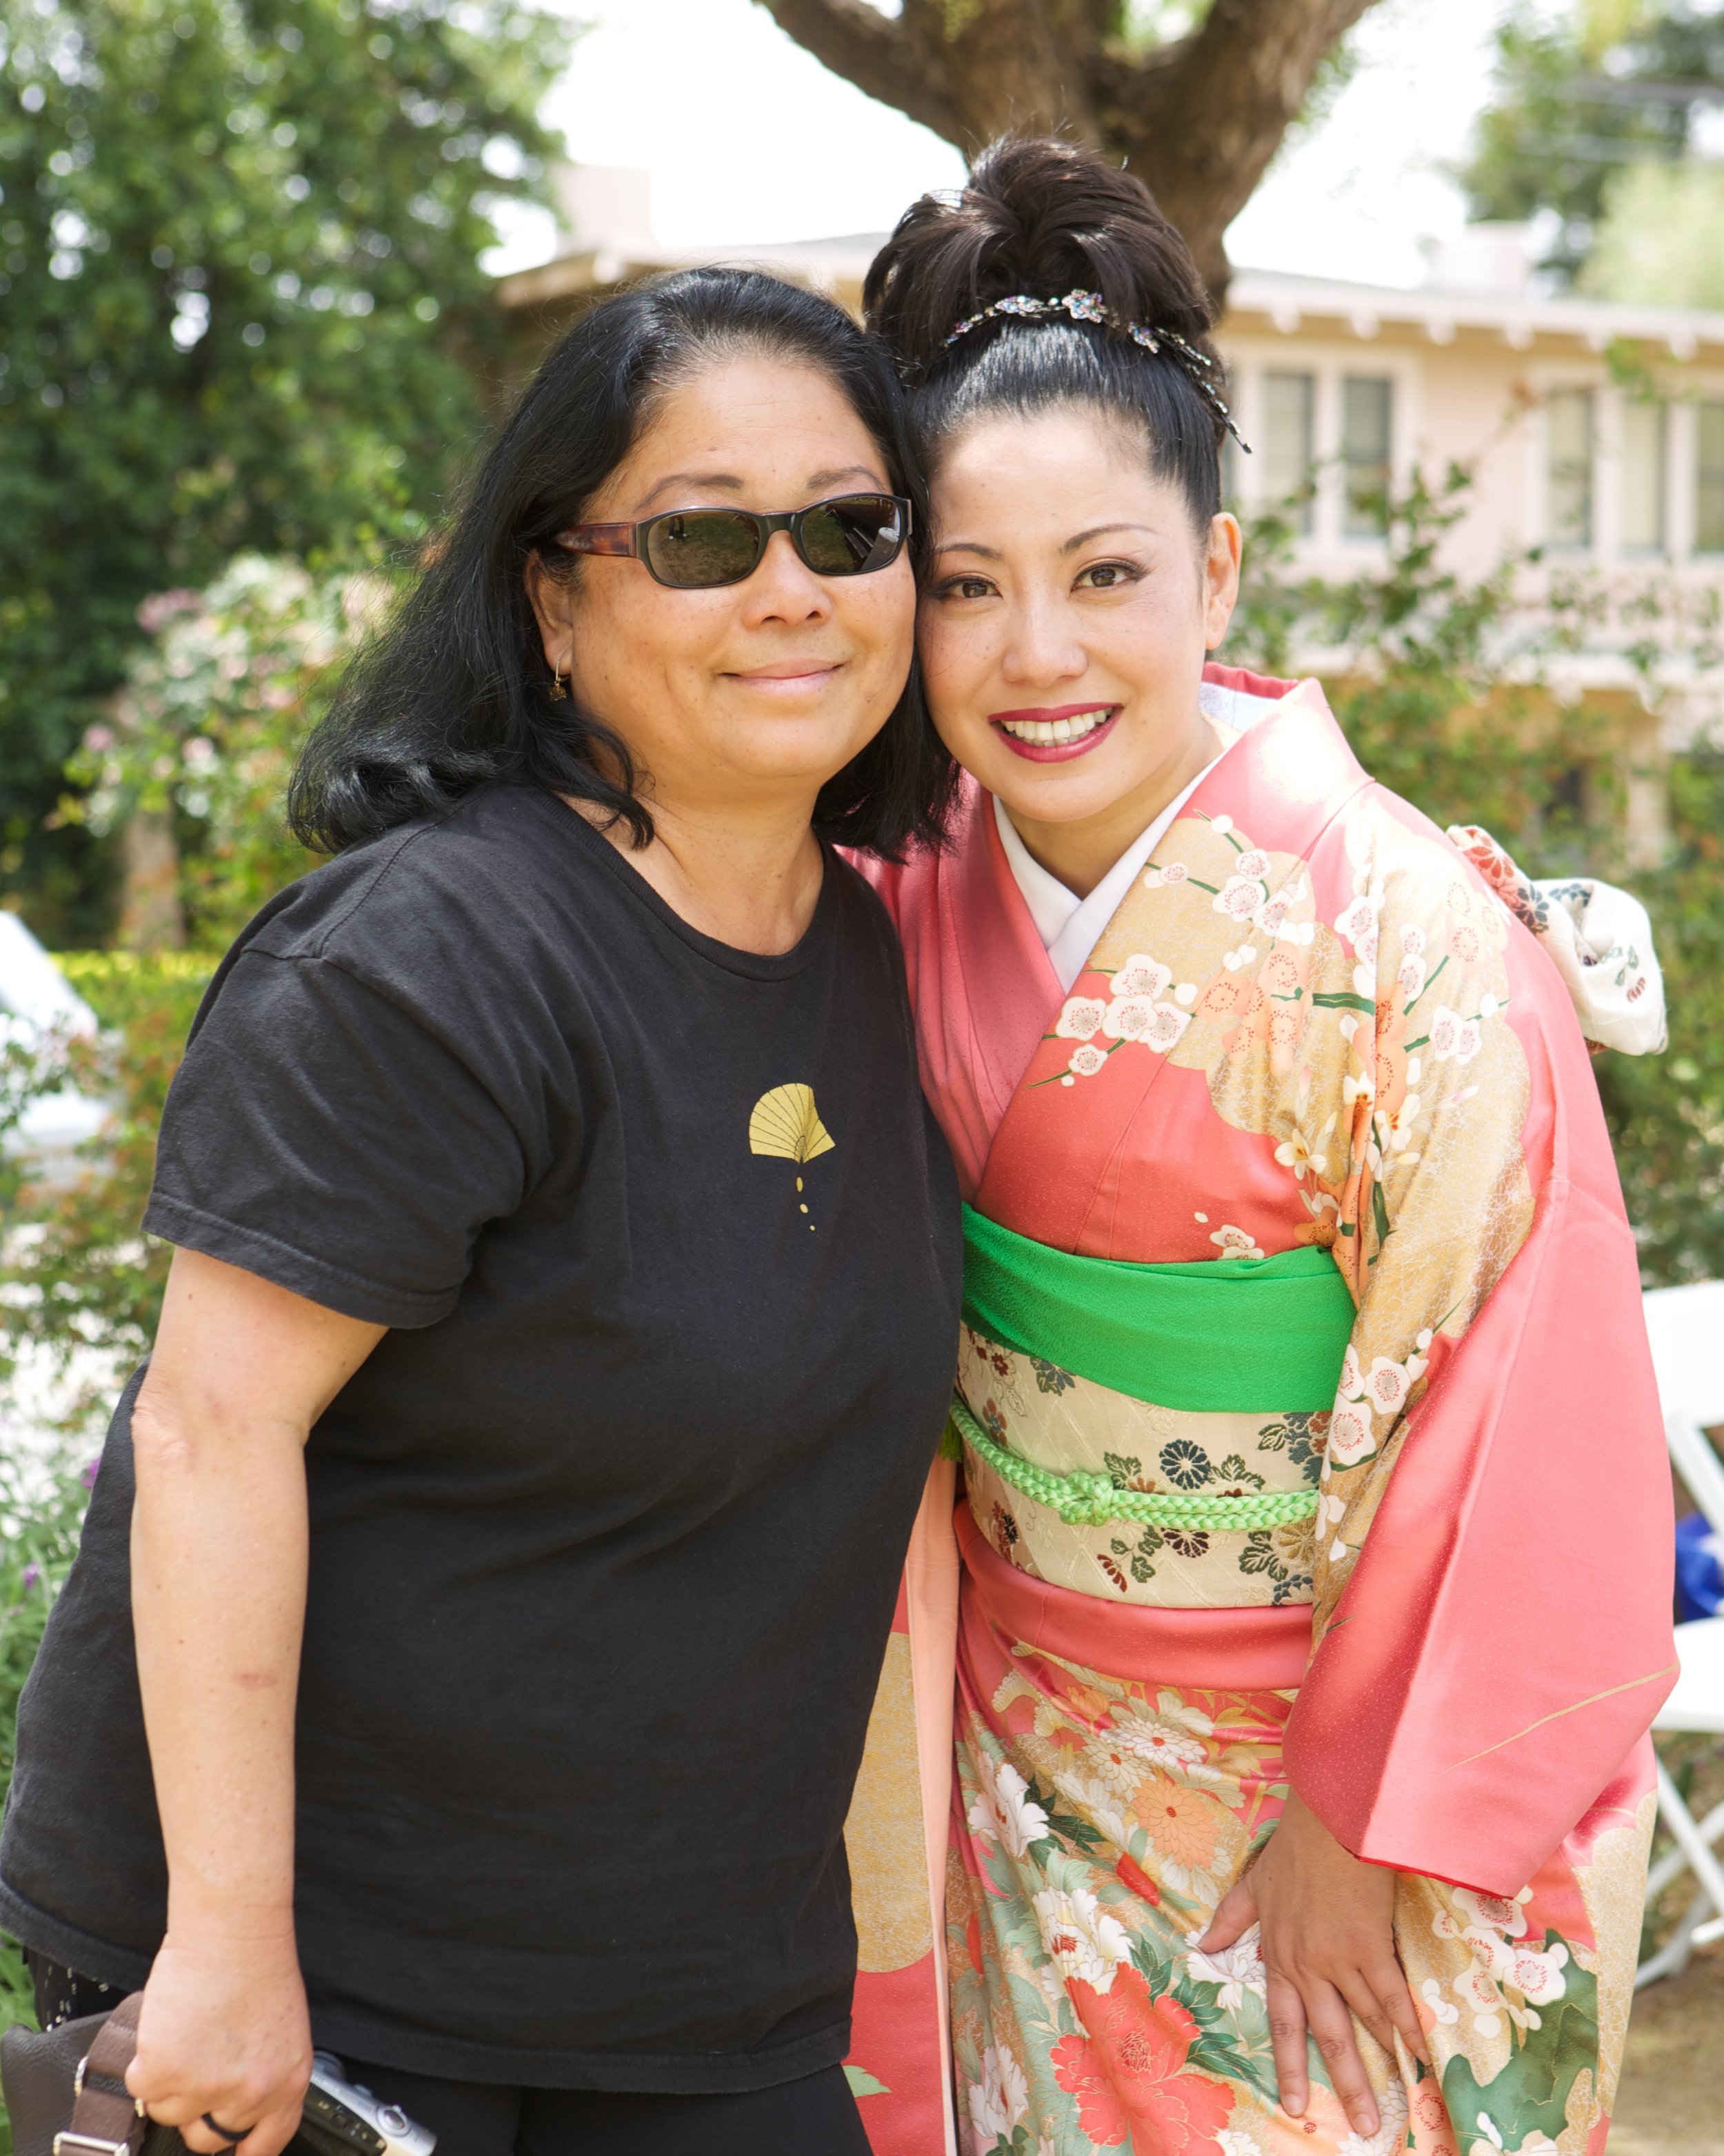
1284, 797, 1674, 1895
143, 950, 532, 1328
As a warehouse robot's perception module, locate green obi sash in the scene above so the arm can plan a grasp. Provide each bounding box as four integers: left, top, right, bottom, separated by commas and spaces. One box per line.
955, 1205, 1355, 1530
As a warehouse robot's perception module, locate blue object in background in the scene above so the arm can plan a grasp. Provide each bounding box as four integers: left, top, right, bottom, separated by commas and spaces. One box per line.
1676, 1509, 1724, 1624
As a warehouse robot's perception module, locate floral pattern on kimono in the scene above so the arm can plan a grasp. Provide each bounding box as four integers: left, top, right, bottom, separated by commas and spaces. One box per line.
947, 1529, 1654, 2156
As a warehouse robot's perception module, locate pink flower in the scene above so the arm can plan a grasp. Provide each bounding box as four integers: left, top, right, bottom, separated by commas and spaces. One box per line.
136, 588, 200, 633
1050, 1968, 1235, 2153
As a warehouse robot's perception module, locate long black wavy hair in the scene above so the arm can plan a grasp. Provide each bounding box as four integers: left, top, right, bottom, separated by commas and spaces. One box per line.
289, 268, 957, 859
864, 138, 1227, 530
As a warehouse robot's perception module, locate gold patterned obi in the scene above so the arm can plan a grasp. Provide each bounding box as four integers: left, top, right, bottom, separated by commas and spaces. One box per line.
955, 1206, 1353, 1610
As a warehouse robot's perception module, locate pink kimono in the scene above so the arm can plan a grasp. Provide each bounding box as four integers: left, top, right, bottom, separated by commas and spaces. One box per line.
839, 668, 1673, 2156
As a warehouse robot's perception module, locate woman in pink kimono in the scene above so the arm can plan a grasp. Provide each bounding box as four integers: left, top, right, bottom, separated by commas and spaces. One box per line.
839, 141, 1674, 2156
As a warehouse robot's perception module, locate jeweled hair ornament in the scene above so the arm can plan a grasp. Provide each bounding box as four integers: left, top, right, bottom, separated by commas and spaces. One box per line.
943, 288, 1250, 452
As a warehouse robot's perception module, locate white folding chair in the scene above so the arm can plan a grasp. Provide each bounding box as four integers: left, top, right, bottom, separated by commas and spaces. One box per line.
1637, 1280, 1724, 1986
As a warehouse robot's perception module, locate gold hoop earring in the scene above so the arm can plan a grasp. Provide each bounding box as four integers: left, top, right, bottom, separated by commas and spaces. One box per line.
550, 668, 568, 701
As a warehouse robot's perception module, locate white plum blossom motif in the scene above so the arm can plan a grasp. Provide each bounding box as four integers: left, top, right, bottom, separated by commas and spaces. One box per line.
966, 2044, 1030, 2153
1209, 814, 1234, 835
1110, 955, 1173, 1000
1327, 1402, 1376, 1467
1505, 1940, 1569, 2006
1032, 1885, 1133, 1993
1420, 1976, 1461, 2026
967, 1752, 1050, 1859
1066, 1044, 1109, 1079
1184, 1923, 1267, 2011
1141, 1001, 1192, 1050
1363, 1355, 1414, 1416
1055, 996, 1107, 1040
1399, 922, 1427, 999
1334, 890, 1383, 964
1214, 873, 1267, 924
1430, 1004, 1483, 1065
1145, 859, 1190, 888
1339, 1341, 1363, 1399
1453, 1888, 1530, 1941
1234, 848, 1272, 880
1210, 1224, 1265, 1261
1103, 996, 1161, 1040
1453, 1959, 1507, 2036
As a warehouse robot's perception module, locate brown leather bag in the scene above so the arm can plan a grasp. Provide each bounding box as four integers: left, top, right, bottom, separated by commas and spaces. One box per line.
1, 1992, 186, 2156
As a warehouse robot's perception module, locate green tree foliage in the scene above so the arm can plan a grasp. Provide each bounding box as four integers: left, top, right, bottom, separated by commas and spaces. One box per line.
1463, 1, 1724, 287
0, 0, 567, 941
1578, 157, 1724, 308
1594, 751, 1724, 1282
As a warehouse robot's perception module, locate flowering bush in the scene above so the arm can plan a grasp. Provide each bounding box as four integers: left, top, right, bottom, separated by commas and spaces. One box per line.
66, 554, 397, 946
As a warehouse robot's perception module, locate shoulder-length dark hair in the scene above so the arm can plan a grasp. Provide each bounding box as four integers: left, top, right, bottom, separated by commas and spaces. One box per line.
289, 268, 956, 859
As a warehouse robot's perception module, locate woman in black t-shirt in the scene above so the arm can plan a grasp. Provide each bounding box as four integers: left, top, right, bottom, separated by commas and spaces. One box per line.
0, 272, 963, 2156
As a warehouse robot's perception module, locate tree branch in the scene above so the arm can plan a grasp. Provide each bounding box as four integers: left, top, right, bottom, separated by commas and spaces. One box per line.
1101, 0, 1385, 290
752, 0, 964, 145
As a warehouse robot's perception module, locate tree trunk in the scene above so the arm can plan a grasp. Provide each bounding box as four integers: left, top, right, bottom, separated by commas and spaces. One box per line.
754, 0, 1385, 301
117, 809, 186, 952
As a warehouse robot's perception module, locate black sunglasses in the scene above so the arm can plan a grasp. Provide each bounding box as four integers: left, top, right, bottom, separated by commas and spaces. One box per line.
552, 492, 912, 590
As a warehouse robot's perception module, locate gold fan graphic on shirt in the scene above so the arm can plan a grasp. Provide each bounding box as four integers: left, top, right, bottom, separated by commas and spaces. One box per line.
749, 1084, 835, 1232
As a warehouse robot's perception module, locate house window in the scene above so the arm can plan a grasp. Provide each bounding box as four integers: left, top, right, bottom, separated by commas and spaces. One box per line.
1698, 400, 1724, 554
1341, 377, 1392, 538
1619, 399, 1665, 555
1262, 371, 1314, 533
1546, 389, 1594, 550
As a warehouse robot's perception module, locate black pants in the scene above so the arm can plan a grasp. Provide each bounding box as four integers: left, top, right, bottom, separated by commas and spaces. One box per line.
30, 1957, 871, 2156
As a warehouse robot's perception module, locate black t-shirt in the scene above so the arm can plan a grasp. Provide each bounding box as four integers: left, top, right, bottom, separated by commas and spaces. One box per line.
0, 784, 961, 2090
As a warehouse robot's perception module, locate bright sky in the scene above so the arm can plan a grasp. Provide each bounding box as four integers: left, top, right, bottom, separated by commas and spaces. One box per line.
487, 0, 1515, 290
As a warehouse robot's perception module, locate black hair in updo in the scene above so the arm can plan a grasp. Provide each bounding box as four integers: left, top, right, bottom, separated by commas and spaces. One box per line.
863, 139, 1227, 531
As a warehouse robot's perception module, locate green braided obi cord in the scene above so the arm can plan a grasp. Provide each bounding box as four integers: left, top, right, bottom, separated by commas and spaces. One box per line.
954, 1208, 1356, 1601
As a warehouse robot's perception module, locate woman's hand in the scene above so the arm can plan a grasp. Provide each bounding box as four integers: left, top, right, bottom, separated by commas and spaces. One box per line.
1197, 1789, 1428, 2137
126, 1926, 312, 2156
